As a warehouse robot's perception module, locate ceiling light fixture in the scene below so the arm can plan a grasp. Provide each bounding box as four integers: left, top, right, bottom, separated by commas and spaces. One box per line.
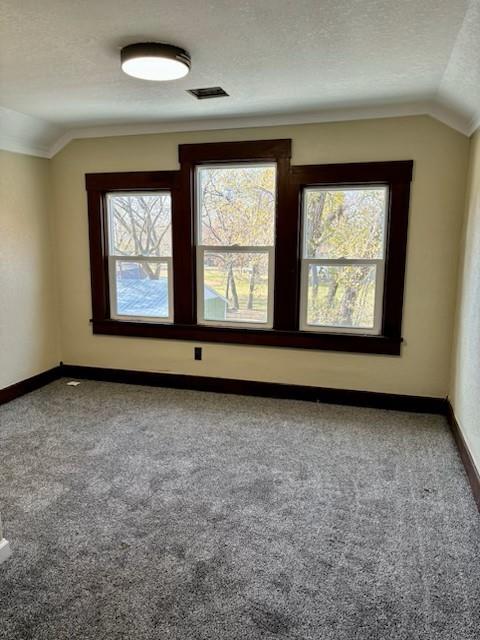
121, 43, 191, 81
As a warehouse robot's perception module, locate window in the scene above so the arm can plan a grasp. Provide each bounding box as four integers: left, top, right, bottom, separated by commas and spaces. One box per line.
195, 163, 276, 327
300, 186, 388, 334
106, 192, 173, 322
86, 145, 412, 355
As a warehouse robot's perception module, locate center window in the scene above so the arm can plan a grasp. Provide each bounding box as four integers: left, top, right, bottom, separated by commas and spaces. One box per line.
195, 163, 276, 327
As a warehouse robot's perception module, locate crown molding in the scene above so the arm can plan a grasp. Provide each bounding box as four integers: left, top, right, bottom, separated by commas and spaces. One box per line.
0, 100, 474, 160
0, 133, 51, 159
428, 101, 475, 137
0, 107, 64, 159
467, 114, 480, 137
46, 100, 473, 158
436, 0, 480, 139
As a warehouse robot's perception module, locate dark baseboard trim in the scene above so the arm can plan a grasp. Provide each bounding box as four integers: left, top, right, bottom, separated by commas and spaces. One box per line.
0, 366, 62, 407
446, 401, 480, 512
1, 363, 446, 415
60, 364, 446, 414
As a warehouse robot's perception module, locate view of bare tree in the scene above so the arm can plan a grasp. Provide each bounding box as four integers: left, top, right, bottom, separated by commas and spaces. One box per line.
110, 193, 172, 279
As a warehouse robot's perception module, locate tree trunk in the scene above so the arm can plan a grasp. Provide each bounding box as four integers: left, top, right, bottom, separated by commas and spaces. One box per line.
312, 265, 320, 300
143, 263, 161, 279
339, 287, 357, 326
326, 281, 338, 306
247, 264, 257, 309
227, 263, 239, 310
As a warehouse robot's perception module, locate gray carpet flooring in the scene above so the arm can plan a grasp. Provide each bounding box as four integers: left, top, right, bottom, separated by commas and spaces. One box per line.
0, 379, 479, 639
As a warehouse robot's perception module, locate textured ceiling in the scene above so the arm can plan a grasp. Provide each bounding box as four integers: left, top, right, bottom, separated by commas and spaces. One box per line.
1, 0, 479, 156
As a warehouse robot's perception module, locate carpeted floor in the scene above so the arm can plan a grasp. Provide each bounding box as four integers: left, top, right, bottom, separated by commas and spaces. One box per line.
0, 379, 479, 640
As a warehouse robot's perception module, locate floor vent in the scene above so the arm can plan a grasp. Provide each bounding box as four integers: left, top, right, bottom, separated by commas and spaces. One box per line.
187, 87, 229, 99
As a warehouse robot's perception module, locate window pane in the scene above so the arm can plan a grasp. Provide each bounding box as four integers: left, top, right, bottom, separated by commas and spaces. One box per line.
306, 264, 376, 329
197, 165, 276, 246
108, 193, 172, 257
201, 252, 270, 324
303, 187, 387, 259
114, 260, 170, 318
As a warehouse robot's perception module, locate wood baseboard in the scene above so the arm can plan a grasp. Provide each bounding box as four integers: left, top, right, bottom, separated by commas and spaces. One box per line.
60, 364, 447, 414
0, 362, 446, 415
446, 401, 480, 512
0, 366, 62, 407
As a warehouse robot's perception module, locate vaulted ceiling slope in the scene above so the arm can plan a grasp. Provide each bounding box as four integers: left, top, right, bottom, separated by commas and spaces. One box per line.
1, 0, 479, 157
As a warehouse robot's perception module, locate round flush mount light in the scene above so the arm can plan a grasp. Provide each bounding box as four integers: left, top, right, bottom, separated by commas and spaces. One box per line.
120, 42, 191, 81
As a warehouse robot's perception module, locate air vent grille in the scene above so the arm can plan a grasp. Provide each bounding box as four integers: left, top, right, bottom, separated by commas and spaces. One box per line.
187, 87, 229, 99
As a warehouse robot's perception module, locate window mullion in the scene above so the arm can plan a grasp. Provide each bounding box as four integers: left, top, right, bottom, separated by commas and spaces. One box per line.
273, 157, 299, 331
172, 163, 195, 324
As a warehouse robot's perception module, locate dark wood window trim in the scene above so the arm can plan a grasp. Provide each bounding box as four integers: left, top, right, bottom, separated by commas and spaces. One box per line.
289, 160, 413, 344
176, 139, 292, 325
86, 143, 413, 355
85, 170, 181, 323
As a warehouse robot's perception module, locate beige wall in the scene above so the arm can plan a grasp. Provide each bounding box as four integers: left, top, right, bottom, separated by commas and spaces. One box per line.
450, 130, 480, 471
50, 116, 468, 397
0, 151, 60, 389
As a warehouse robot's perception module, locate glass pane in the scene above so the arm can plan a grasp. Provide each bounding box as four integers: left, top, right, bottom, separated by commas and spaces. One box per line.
303, 187, 387, 259
306, 264, 376, 329
108, 192, 172, 257
197, 164, 276, 246
114, 260, 170, 318
201, 252, 270, 324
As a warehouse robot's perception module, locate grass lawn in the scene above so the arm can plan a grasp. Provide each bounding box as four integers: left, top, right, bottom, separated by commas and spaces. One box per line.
204, 266, 269, 321
203, 266, 376, 328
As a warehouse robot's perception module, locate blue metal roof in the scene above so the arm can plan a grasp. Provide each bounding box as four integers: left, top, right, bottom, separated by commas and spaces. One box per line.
116, 277, 226, 317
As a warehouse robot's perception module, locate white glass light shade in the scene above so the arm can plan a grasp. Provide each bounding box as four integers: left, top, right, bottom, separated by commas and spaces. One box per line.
121, 43, 190, 81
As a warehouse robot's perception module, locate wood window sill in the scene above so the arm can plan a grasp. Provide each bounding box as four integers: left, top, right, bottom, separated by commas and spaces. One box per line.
91, 319, 402, 355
